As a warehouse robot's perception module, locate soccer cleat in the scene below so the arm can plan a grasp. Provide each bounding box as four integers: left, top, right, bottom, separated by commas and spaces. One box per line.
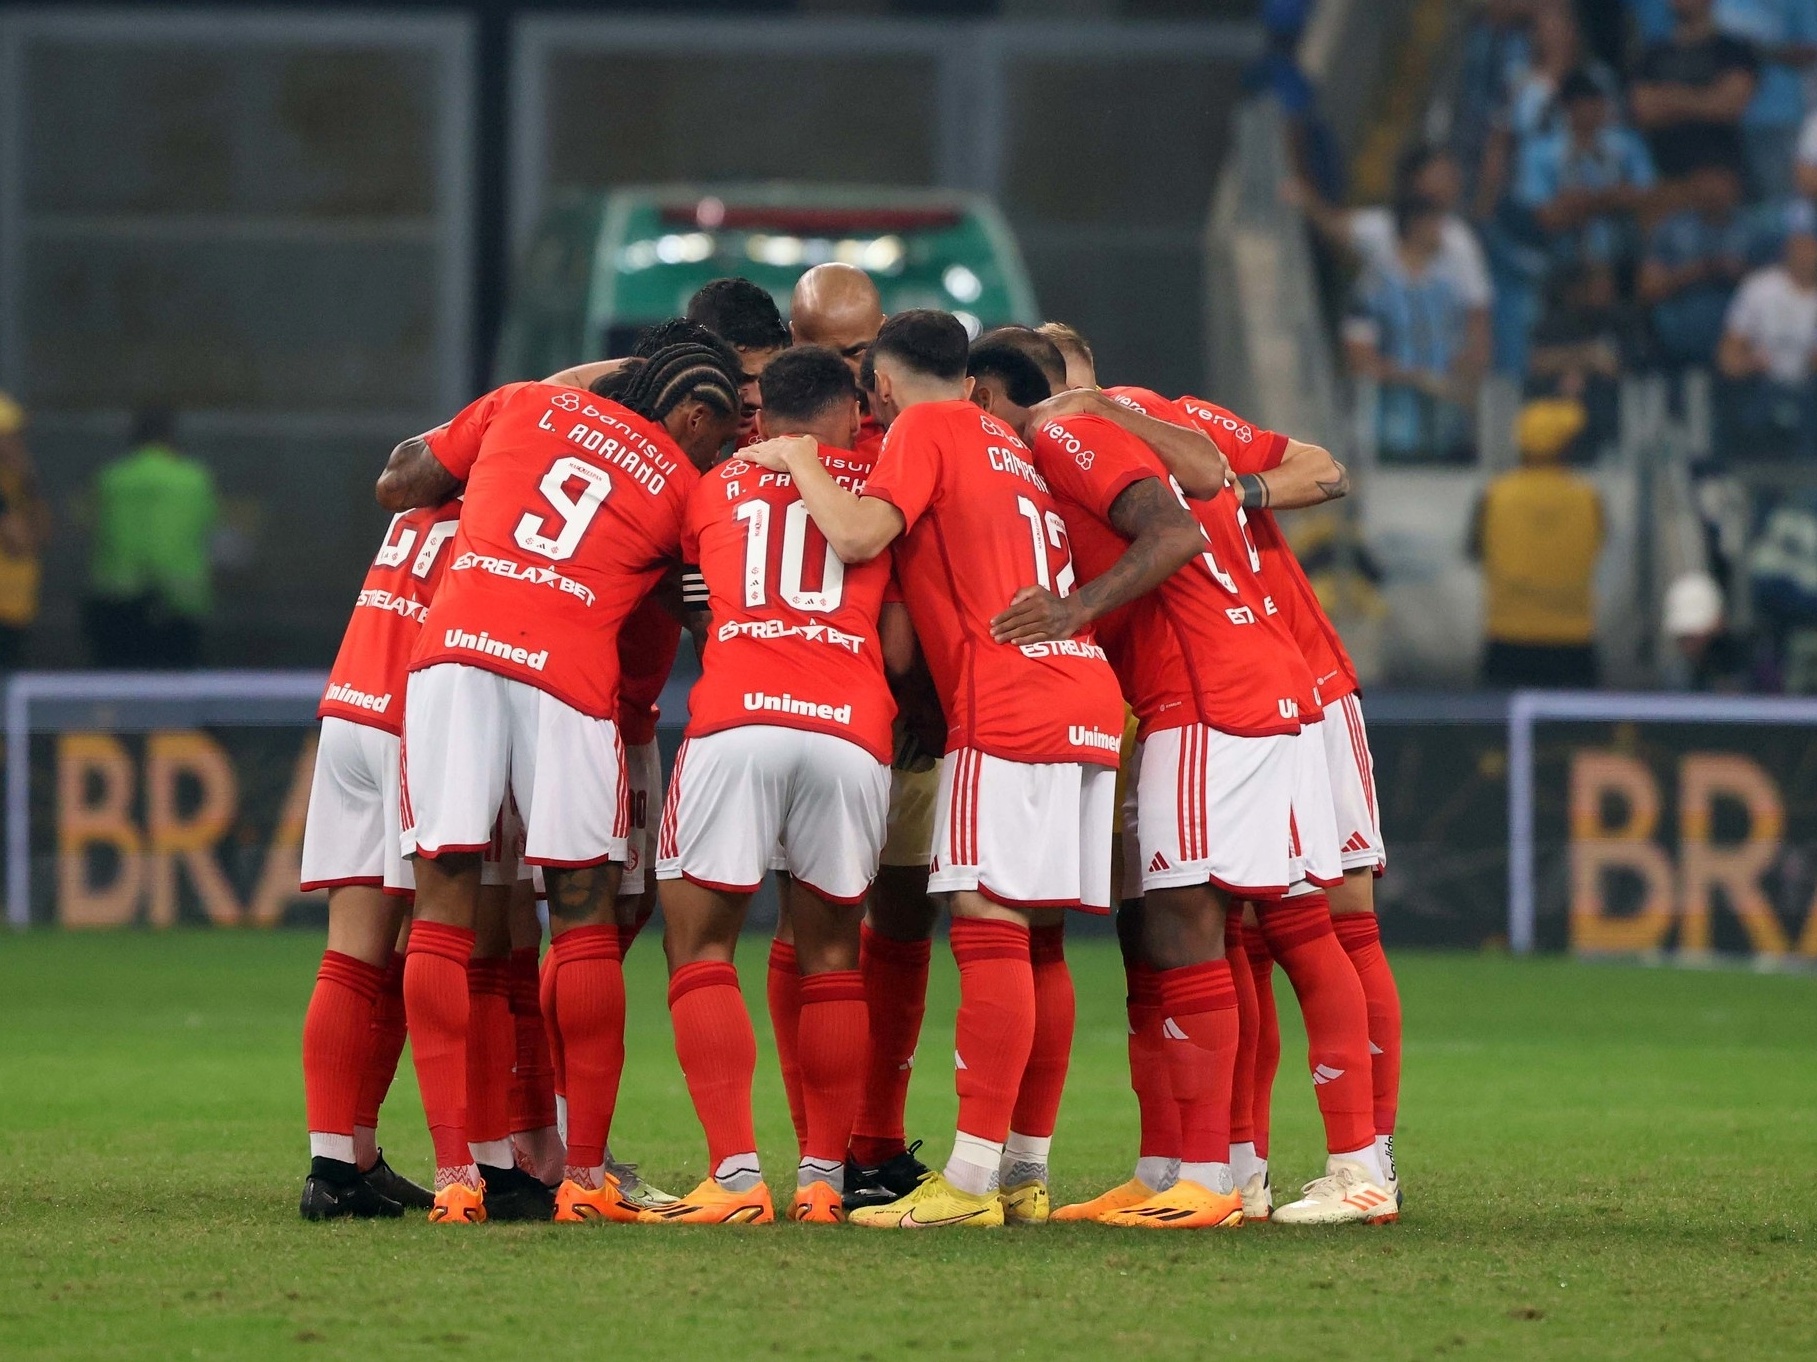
606, 1158, 680, 1210
477, 1163, 555, 1222
298, 1171, 403, 1221
999, 1177, 1050, 1225
788, 1181, 847, 1224
427, 1181, 486, 1224
363, 1151, 435, 1211
554, 1174, 642, 1224
1380, 1137, 1403, 1211
1270, 1159, 1398, 1226
1101, 1179, 1244, 1229
1052, 1178, 1158, 1223
1240, 1170, 1272, 1223
843, 1139, 931, 1210
848, 1173, 1004, 1229
638, 1179, 775, 1225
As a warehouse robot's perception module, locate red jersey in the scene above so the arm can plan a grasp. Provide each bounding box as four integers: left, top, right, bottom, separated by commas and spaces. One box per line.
411, 381, 697, 719
1033, 412, 1311, 738
683, 445, 895, 762
854, 413, 886, 464
861, 400, 1124, 768
321, 501, 462, 735
616, 591, 681, 747
1177, 395, 1359, 704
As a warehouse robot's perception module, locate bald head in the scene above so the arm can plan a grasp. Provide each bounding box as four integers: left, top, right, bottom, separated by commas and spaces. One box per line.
790, 264, 885, 376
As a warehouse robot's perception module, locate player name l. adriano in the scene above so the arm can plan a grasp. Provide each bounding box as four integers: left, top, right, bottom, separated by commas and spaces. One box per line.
743, 691, 852, 724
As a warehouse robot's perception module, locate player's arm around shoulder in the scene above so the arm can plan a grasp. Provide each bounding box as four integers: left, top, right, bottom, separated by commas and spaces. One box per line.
741, 434, 903, 564
376, 434, 461, 512
1237, 438, 1349, 513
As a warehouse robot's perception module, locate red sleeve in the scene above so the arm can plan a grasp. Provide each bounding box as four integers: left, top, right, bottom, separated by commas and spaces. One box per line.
860, 405, 942, 532
424, 384, 519, 481
1177, 395, 1288, 476
680, 480, 706, 565
1035, 414, 1156, 522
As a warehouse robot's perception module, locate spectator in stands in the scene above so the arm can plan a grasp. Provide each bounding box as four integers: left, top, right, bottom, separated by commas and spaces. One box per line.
1715, 199, 1817, 454
1711, 0, 1817, 200
1662, 569, 1750, 689
0, 391, 50, 670
1245, 0, 1346, 206
83, 407, 218, 670
1790, 94, 1817, 196
1527, 263, 1637, 445
1639, 164, 1755, 366
1469, 397, 1606, 687
1343, 195, 1485, 463
1630, 0, 1760, 190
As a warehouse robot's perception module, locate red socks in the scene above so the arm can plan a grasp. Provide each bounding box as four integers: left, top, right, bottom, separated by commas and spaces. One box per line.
1225, 917, 1258, 1149
668, 960, 758, 1172
849, 926, 931, 1167
303, 951, 382, 1143
1125, 959, 1181, 1159
949, 918, 1035, 1147
1256, 895, 1374, 1155
1009, 924, 1073, 1141
404, 920, 476, 1172
766, 939, 808, 1154
1333, 912, 1402, 1138
465, 957, 513, 1160
797, 969, 868, 1167
1245, 930, 1279, 1159
538, 949, 566, 1101
507, 946, 556, 1136
355, 951, 408, 1141
550, 925, 626, 1173
1155, 958, 1240, 1167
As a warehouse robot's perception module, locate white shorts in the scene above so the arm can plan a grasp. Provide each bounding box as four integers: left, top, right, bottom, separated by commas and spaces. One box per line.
401, 663, 629, 870
1136, 724, 1300, 898
301, 717, 411, 895
619, 739, 662, 899
927, 748, 1115, 911
1290, 721, 1343, 892
657, 725, 890, 905
879, 759, 942, 868
1322, 692, 1385, 873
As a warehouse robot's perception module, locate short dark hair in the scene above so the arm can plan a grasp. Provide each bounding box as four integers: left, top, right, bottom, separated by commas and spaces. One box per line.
968, 339, 1055, 409
871, 310, 970, 383
977, 326, 1067, 390
686, 278, 790, 352
759, 346, 859, 425
1558, 67, 1606, 105
1392, 193, 1444, 240
130, 406, 177, 447
1392, 143, 1448, 196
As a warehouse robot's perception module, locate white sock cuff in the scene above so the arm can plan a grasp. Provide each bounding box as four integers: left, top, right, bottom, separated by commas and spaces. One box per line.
951, 1131, 1005, 1170
469, 1138, 514, 1168
309, 1132, 356, 1164
1334, 1144, 1384, 1185
1003, 1131, 1052, 1164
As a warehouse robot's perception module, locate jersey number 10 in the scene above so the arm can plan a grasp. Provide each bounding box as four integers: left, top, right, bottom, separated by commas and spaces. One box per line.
734, 500, 845, 612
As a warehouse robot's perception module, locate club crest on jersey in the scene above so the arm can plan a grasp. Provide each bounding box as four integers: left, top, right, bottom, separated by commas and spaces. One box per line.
551, 391, 582, 411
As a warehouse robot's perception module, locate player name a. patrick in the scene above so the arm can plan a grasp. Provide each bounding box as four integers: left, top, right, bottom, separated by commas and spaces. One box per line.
743, 691, 852, 724
443, 628, 548, 671
323, 682, 393, 713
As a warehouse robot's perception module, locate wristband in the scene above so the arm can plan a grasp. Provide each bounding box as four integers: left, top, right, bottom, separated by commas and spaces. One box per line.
1236, 472, 1270, 509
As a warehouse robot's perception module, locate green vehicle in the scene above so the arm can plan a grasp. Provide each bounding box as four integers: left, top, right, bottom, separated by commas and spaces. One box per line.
496, 184, 1039, 379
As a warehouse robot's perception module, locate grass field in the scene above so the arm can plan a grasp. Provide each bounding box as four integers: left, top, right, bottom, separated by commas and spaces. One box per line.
0, 933, 1811, 1361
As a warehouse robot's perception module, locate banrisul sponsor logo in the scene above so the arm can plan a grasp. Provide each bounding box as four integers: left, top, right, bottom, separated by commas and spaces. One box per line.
1068, 725, 1121, 753
743, 691, 852, 724
444, 629, 548, 671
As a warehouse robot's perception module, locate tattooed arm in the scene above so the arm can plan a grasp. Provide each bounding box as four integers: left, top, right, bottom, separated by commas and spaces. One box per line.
376, 436, 461, 512
1234, 438, 1349, 513
989, 477, 1202, 645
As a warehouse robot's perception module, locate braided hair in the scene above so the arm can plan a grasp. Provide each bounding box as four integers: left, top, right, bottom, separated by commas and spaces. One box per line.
607, 342, 742, 425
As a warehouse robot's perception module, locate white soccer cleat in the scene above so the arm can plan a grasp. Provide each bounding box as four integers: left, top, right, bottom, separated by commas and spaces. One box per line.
1270, 1159, 1397, 1225
1239, 1169, 1272, 1223
1379, 1136, 1402, 1212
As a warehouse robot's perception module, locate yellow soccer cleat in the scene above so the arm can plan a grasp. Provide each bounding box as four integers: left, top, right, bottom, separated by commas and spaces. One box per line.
638, 1179, 775, 1225
787, 1181, 847, 1224
1270, 1160, 1398, 1226
848, 1173, 1004, 1229
1101, 1179, 1244, 1230
427, 1181, 486, 1225
554, 1174, 642, 1224
1052, 1178, 1159, 1223
999, 1178, 1050, 1225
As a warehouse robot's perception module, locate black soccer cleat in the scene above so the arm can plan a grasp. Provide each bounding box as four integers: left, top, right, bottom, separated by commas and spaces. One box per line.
364, 1150, 435, 1211
300, 1159, 404, 1221
477, 1163, 556, 1222
842, 1139, 931, 1210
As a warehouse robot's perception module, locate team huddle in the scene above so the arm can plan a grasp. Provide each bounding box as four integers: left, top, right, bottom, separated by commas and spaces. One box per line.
295, 264, 1404, 1230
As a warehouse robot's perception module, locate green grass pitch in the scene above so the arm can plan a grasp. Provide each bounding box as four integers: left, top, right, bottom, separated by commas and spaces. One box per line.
0, 932, 1811, 1360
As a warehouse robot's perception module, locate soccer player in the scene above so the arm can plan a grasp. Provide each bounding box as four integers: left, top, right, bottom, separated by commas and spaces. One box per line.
642, 346, 896, 1225
297, 498, 460, 1219
787, 262, 940, 1205
688, 277, 791, 446
1171, 390, 1404, 1221
970, 330, 1317, 1228
375, 342, 742, 1223
742, 310, 1176, 1229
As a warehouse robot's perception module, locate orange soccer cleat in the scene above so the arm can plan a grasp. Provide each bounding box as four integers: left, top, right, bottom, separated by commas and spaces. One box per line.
1052, 1178, 1160, 1223
554, 1174, 642, 1224
427, 1181, 487, 1225
638, 1179, 775, 1225
788, 1181, 847, 1225
1100, 1179, 1244, 1230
